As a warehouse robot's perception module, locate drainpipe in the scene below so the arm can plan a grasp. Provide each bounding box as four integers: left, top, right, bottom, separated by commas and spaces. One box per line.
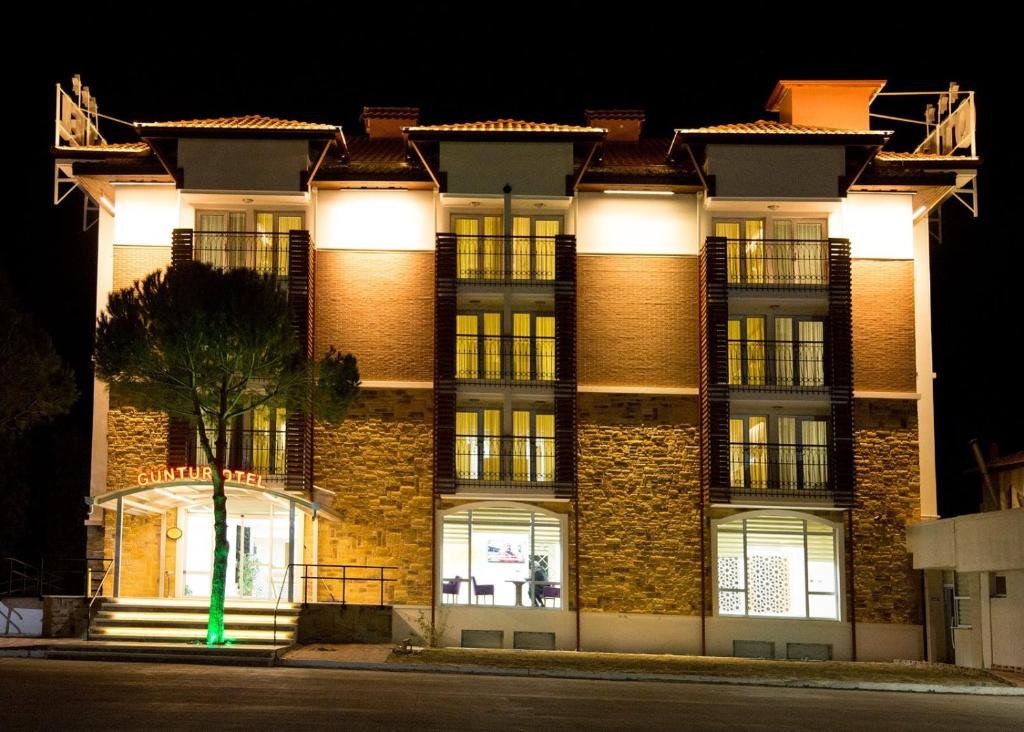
848, 516, 857, 661
574, 498, 581, 651
699, 497, 706, 656
430, 494, 436, 637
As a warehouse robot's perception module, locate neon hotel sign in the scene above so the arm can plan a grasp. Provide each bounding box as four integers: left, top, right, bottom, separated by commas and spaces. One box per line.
137, 466, 266, 488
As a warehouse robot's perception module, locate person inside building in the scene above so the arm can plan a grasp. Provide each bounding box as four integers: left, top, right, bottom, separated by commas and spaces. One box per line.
529, 555, 547, 607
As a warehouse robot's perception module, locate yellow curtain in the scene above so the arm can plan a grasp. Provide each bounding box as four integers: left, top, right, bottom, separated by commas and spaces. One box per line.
535, 316, 555, 381
771, 219, 794, 284
534, 219, 560, 280
729, 418, 745, 487
274, 407, 287, 475
745, 219, 765, 284
746, 318, 765, 386
777, 417, 797, 489
456, 315, 478, 379
255, 212, 274, 274
728, 320, 742, 385
512, 411, 531, 481
483, 313, 502, 379
252, 405, 270, 474
748, 416, 768, 489
716, 222, 742, 283
277, 215, 302, 277
775, 317, 794, 386
483, 216, 503, 279
456, 412, 478, 479
798, 321, 825, 386
454, 217, 479, 278
512, 217, 531, 280
513, 313, 532, 380
802, 420, 828, 488
535, 414, 554, 481
483, 409, 501, 480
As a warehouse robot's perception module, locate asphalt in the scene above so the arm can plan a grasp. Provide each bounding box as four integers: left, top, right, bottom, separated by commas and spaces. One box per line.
1, 658, 1022, 731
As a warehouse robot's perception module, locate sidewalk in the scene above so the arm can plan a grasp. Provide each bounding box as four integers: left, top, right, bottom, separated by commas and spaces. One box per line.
277, 644, 1024, 697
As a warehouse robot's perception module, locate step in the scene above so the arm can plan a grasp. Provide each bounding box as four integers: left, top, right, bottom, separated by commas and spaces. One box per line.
99, 599, 300, 615
94, 611, 298, 627
86, 627, 293, 645
43, 642, 282, 667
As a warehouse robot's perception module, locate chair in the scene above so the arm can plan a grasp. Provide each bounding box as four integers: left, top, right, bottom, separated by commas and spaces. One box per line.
471, 576, 494, 604
541, 585, 560, 608
442, 576, 463, 604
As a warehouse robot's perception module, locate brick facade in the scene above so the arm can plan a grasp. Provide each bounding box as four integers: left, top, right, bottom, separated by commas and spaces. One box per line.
313, 388, 434, 604
578, 255, 698, 388
852, 259, 916, 393
112, 245, 172, 291
852, 398, 922, 624
577, 393, 702, 614
315, 250, 433, 381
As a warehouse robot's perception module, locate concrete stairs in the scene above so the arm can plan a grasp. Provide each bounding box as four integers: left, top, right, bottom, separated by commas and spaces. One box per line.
89, 597, 299, 644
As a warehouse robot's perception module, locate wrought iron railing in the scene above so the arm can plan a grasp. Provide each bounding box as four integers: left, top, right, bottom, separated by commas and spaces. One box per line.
728, 442, 831, 496
725, 239, 829, 287
193, 231, 291, 278
727, 338, 827, 389
455, 235, 556, 283
455, 335, 556, 384
455, 435, 555, 483
189, 428, 287, 478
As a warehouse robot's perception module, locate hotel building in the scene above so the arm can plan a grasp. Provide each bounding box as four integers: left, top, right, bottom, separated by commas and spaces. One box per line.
53, 79, 981, 660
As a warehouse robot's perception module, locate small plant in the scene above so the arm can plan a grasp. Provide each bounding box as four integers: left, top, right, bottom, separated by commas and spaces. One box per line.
413, 607, 450, 648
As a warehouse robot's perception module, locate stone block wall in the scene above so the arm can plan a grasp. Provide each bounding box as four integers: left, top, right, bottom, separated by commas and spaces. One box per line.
313, 388, 433, 605
112, 245, 171, 291
577, 393, 702, 615
852, 398, 922, 624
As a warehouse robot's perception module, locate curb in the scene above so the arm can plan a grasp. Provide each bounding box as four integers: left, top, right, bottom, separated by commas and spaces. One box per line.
276, 658, 1024, 696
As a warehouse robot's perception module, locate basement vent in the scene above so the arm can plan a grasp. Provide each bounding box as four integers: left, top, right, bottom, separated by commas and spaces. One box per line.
461, 629, 503, 649
733, 640, 775, 659
513, 631, 556, 651
990, 574, 1007, 598
787, 643, 833, 661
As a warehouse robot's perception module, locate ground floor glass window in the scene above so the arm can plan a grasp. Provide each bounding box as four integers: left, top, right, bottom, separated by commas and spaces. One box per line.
442, 505, 563, 608
716, 513, 839, 620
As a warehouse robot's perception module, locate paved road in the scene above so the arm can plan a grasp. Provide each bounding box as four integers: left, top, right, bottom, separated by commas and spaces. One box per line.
0, 659, 1021, 730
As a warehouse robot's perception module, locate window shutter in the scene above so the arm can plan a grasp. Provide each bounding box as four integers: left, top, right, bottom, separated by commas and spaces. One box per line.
827, 238, 854, 507
701, 237, 731, 503
553, 234, 576, 499
434, 233, 457, 494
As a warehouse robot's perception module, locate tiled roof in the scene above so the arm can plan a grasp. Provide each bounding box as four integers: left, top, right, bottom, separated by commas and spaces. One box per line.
585, 109, 646, 120
361, 107, 420, 119
674, 120, 887, 136
404, 119, 605, 134
58, 142, 151, 153
346, 136, 411, 164
875, 151, 979, 162
137, 115, 340, 132
594, 139, 672, 167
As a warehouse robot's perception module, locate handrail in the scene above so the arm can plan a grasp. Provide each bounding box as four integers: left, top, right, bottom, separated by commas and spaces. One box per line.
455, 334, 556, 383
272, 563, 400, 646
84, 559, 115, 641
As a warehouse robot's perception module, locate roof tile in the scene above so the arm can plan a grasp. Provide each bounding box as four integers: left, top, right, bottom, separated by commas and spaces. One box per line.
137, 114, 339, 132
674, 120, 887, 136
404, 119, 604, 134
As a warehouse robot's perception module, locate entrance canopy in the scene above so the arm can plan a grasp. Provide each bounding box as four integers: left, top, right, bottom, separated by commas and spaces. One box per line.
88, 479, 342, 522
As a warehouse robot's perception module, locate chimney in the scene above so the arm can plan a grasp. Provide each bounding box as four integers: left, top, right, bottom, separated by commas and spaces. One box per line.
585, 109, 645, 142
361, 107, 420, 139
765, 80, 886, 130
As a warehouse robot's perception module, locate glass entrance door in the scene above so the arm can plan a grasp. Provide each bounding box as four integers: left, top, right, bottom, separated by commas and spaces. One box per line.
179, 502, 301, 600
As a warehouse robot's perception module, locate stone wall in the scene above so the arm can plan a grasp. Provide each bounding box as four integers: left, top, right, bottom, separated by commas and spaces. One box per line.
852, 259, 916, 393
313, 388, 433, 605
577, 393, 702, 615
578, 255, 698, 388
852, 398, 922, 624
102, 510, 162, 597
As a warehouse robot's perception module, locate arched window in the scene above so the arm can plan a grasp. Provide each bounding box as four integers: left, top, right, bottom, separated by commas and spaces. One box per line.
714, 512, 841, 620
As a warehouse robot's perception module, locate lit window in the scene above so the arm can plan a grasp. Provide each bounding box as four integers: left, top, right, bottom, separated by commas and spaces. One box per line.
715, 513, 840, 620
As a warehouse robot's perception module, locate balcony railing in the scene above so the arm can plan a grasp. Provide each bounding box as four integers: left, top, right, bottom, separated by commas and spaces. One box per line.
728, 442, 830, 497
727, 339, 827, 390
725, 239, 828, 287
456, 335, 556, 384
193, 231, 291, 278
189, 428, 288, 479
455, 235, 556, 283
455, 435, 554, 484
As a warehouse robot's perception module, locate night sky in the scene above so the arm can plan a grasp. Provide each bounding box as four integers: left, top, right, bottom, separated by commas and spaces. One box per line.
4, 5, 1020, 557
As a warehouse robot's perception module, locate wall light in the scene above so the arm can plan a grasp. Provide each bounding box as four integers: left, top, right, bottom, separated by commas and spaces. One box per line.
98, 195, 115, 214
913, 205, 927, 219
603, 189, 675, 196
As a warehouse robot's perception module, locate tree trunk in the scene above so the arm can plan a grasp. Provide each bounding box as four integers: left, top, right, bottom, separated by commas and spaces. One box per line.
206, 388, 230, 646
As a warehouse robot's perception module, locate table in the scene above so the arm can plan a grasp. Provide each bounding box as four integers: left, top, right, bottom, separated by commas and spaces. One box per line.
505, 579, 528, 606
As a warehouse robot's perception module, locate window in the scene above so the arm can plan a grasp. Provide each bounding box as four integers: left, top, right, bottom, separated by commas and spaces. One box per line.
195, 211, 303, 277
729, 414, 829, 492
455, 408, 554, 483
456, 312, 502, 379
452, 215, 561, 281
728, 315, 826, 387
194, 406, 288, 477
512, 312, 555, 381
441, 504, 563, 607
715, 513, 840, 620
455, 311, 555, 382
714, 218, 827, 285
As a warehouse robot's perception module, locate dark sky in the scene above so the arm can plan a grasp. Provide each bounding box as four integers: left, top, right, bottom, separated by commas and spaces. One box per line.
6, 4, 1022, 523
